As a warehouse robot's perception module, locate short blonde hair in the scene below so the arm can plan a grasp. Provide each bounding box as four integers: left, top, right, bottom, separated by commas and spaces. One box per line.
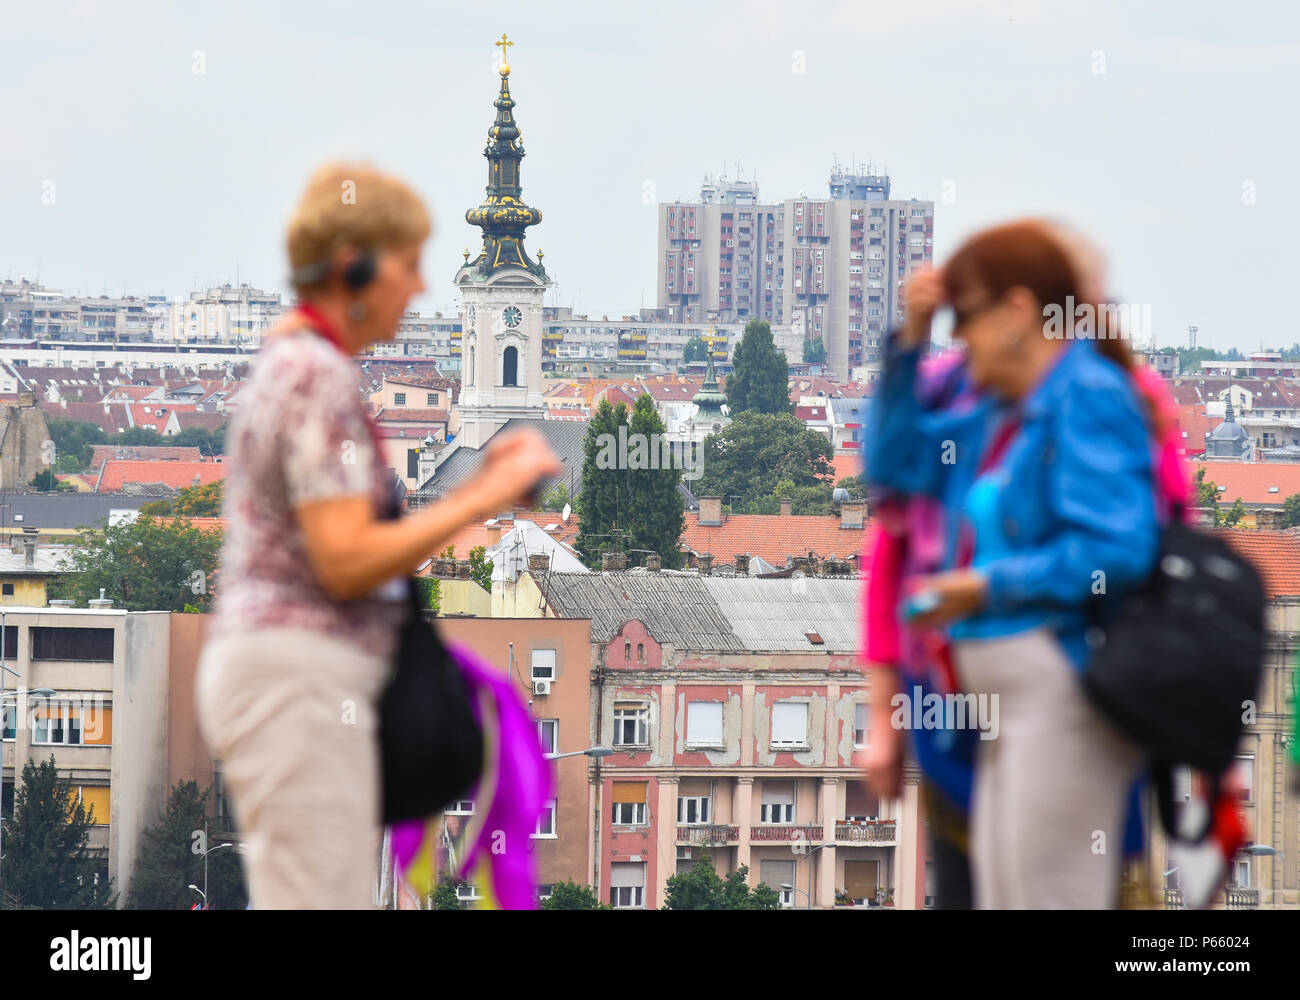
286, 162, 433, 294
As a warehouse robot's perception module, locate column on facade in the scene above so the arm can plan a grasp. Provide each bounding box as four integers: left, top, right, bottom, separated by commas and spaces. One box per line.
896, 763, 923, 909
819, 776, 839, 909
655, 776, 678, 908
736, 776, 754, 874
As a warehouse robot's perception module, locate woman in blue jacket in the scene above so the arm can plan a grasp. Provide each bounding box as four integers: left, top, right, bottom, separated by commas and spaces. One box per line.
865, 221, 1159, 908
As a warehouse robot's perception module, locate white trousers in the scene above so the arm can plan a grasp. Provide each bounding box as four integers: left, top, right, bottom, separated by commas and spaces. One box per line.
195, 626, 391, 909
954, 627, 1145, 909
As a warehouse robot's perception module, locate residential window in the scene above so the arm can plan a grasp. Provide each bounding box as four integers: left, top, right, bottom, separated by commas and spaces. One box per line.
761, 782, 795, 823
30, 627, 114, 662
1, 583, 12, 596
1232, 859, 1251, 888
686, 701, 723, 746
1233, 755, 1254, 802
531, 648, 556, 681
74, 785, 110, 825
771, 702, 809, 748
394, 392, 407, 405
445, 799, 475, 815
1, 624, 15, 659
1, 696, 14, 740
426, 393, 439, 406
609, 862, 645, 908
611, 781, 648, 825
677, 795, 710, 825
537, 719, 558, 756
854, 703, 869, 748
613, 703, 649, 747
759, 859, 796, 907
533, 799, 557, 837
538, 884, 555, 902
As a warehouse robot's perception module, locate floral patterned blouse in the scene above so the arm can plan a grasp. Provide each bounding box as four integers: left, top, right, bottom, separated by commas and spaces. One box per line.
209, 328, 406, 660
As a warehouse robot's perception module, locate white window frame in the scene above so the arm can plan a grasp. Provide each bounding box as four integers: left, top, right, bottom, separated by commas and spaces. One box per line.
685, 701, 724, 748
537, 719, 559, 756
532, 798, 558, 838
1234, 754, 1254, 802
613, 703, 649, 747
771, 702, 809, 749
760, 783, 795, 824
760, 860, 796, 907
32, 701, 85, 746
612, 801, 647, 826
854, 703, 869, 748
530, 648, 556, 681
610, 863, 646, 908
677, 795, 711, 825
445, 799, 475, 816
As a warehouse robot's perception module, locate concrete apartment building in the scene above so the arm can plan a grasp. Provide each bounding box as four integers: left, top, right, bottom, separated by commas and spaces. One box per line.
0, 603, 172, 901
166, 283, 284, 345
1, 279, 159, 344
656, 167, 935, 380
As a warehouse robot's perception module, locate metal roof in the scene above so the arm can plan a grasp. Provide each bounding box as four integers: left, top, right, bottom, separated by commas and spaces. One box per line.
703, 576, 861, 652
539, 571, 745, 650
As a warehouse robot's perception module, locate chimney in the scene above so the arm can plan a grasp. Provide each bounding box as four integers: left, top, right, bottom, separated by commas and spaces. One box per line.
455, 559, 473, 579
792, 555, 811, 575
485, 520, 502, 546
601, 551, 628, 572
699, 553, 714, 575
734, 553, 750, 575
699, 495, 723, 526
840, 500, 865, 530
88, 587, 113, 609
528, 553, 551, 573
47, 598, 75, 607
644, 552, 661, 572
780, 497, 793, 517
1257, 508, 1283, 530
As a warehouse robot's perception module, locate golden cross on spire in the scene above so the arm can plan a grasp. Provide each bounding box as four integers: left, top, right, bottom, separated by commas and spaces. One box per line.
495, 33, 514, 74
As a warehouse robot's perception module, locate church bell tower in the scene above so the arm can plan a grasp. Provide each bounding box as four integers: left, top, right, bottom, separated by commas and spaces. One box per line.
454, 33, 552, 449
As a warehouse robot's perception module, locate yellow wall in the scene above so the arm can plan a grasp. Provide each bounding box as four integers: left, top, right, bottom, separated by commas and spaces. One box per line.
438, 578, 492, 617
0, 577, 51, 606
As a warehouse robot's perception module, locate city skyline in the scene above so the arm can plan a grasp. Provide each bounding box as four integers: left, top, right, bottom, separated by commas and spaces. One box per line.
2, 1, 1297, 352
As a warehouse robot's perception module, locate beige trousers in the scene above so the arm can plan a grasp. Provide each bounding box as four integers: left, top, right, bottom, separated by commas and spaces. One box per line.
195, 626, 392, 909
954, 628, 1145, 909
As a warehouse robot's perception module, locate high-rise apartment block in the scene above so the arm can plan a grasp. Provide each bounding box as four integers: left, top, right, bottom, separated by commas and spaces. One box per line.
657, 166, 934, 379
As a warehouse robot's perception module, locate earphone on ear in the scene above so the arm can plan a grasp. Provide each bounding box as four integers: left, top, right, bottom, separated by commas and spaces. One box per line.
289, 248, 376, 290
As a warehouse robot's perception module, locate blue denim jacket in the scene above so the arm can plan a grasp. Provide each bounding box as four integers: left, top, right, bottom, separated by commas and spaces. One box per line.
865, 337, 1160, 670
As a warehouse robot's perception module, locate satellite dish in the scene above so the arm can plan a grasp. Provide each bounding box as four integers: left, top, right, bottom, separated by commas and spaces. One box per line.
561, 502, 571, 522
832, 487, 849, 502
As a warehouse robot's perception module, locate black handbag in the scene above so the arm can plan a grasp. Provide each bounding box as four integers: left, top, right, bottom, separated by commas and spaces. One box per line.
375, 485, 484, 825
1082, 513, 1265, 838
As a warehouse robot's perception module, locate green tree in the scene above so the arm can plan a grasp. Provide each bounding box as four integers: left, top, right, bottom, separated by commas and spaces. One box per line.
115, 427, 165, 447
48, 513, 224, 611
695, 411, 834, 511
1193, 466, 1219, 517
540, 482, 570, 513
1222, 497, 1246, 528
44, 416, 107, 470
126, 780, 247, 910
413, 575, 441, 614
726, 319, 793, 415
802, 337, 826, 365
746, 476, 834, 516
139, 480, 225, 518
1281, 494, 1300, 529
624, 393, 686, 568
432, 878, 466, 910
29, 468, 73, 491
468, 545, 493, 592
540, 880, 608, 910
171, 424, 228, 457
662, 855, 781, 910
0, 757, 116, 909
576, 400, 631, 569
682, 336, 709, 364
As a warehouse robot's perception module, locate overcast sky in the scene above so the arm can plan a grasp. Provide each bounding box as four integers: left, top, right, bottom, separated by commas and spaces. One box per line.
2, 0, 1296, 352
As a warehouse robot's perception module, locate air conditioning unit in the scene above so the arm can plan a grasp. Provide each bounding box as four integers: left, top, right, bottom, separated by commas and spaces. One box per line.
533, 679, 552, 697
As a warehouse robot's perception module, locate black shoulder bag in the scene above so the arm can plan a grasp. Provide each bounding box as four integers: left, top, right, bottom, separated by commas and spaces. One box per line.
1082, 506, 1265, 840
375, 485, 483, 825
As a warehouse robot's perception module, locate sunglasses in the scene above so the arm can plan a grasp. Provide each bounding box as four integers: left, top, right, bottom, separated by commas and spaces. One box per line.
950, 298, 998, 332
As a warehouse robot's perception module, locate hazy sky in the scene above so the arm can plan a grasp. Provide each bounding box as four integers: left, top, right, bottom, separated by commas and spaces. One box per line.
2, 0, 1297, 351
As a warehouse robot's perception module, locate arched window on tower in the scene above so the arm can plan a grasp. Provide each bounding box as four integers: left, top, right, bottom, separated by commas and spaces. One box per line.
467, 345, 474, 386
503, 345, 519, 387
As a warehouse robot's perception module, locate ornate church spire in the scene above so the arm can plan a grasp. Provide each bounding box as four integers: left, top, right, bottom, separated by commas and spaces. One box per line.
464, 34, 547, 280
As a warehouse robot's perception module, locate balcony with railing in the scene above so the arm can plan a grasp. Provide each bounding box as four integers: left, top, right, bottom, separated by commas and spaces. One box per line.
1224, 887, 1260, 909
835, 820, 897, 844
749, 824, 824, 843
676, 824, 739, 846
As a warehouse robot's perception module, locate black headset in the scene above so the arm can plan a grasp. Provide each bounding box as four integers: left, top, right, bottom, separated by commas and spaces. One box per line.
290, 248, 376, 289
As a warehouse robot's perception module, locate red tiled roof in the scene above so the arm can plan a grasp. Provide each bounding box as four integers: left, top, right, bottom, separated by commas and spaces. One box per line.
174, 411, 228, 431
796, 405, 830, 421
89, 444, 203, 470
39, 401, 134, 435
96, 459, 228, 492
1194, 461, 1300, 505
1216, 529, 1300, 599
375, 407, 449, 423
681, 511, 865, 568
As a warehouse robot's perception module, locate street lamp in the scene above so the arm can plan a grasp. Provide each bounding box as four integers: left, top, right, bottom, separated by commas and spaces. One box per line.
188, 884, 206, 909
544, 746, 612, 761
778, 883, 807, 909
195, 838, 236, 909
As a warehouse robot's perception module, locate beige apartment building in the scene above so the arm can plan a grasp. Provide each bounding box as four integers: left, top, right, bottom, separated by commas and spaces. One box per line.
1, 603, 172, 900
657, 168, 935, 379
